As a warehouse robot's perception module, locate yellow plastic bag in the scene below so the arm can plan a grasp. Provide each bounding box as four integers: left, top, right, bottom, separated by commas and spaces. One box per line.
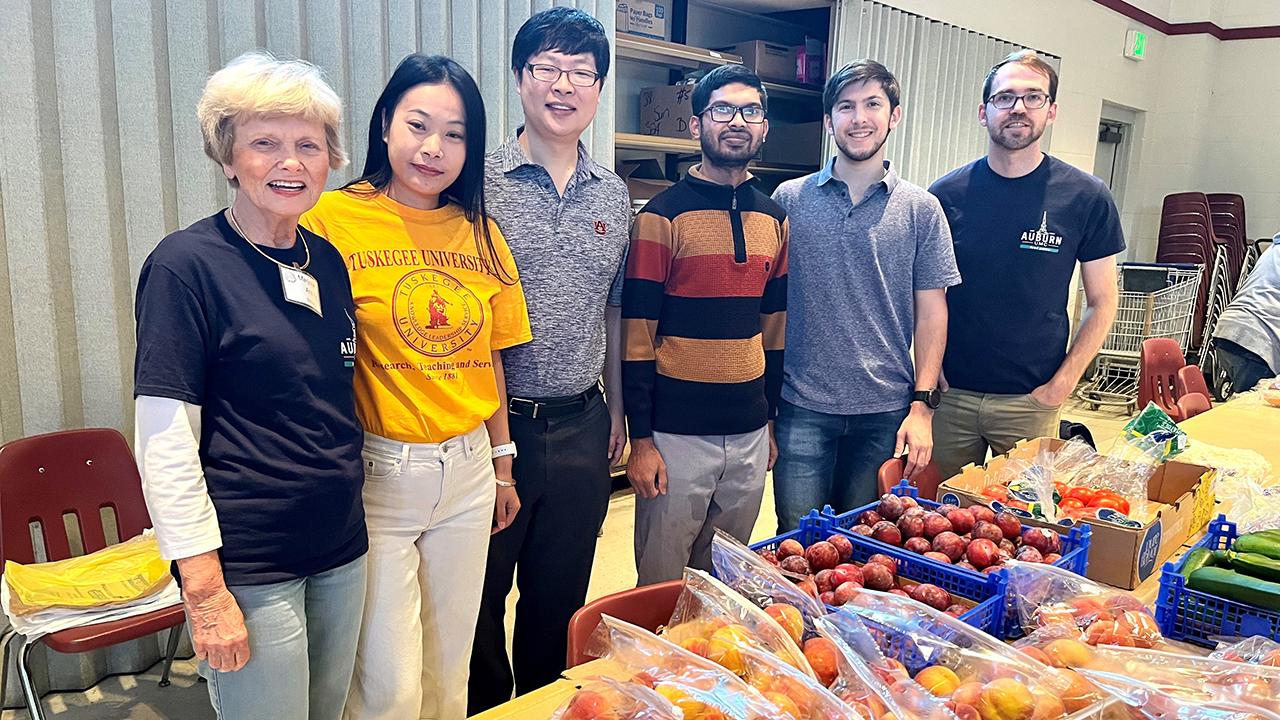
3, 530, 172, 616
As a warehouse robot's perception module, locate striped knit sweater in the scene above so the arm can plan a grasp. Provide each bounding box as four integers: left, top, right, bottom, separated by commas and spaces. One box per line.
622, 166, 788, 438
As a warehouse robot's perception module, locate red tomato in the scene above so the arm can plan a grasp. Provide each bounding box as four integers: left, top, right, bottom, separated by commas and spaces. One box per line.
1091, 496, 1130, 514
1064, 487, 1097, 505
980, 485, 1009, 501
1053, 481, 1067, 496
1058, 498, 1086, 510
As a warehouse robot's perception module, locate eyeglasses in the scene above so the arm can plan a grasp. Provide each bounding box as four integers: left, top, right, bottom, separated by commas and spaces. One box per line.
702, 104, 766, 124
525, 63, 600, 87
986, 91, 1051, 110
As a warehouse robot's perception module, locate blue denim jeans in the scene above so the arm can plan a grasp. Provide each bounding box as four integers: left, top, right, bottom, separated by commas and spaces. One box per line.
200, 554, 367, 720
772, 399, 909, 532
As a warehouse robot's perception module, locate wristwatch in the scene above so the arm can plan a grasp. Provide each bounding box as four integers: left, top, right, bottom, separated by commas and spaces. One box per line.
912, 389, 942, 409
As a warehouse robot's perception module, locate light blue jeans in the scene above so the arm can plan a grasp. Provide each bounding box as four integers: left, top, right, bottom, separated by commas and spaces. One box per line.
199, 554, 367, 720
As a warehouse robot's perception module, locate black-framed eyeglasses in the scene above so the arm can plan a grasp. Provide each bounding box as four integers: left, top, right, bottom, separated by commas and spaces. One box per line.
525, 63, 600, 87
986, 91, 1051, 110
702, 104, 766, 124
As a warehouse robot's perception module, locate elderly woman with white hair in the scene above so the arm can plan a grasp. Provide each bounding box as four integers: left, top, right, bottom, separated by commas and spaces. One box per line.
132, 51, 365, 720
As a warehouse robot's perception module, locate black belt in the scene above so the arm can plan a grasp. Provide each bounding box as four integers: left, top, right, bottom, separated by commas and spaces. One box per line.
508, 384, 601, 419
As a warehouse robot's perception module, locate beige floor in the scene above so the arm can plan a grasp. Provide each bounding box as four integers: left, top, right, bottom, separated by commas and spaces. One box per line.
1, 395, 1137, 719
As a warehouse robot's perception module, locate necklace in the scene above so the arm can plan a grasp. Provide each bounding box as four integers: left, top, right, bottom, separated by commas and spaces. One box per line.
226, 208, 310, 270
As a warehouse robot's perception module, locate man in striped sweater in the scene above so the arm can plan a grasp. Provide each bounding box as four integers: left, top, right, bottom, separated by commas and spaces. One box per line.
623, 65, 788, 585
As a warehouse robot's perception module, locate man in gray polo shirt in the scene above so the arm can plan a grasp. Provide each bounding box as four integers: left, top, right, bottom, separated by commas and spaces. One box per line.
771, 60, 959, 531
468, 8, 632, 712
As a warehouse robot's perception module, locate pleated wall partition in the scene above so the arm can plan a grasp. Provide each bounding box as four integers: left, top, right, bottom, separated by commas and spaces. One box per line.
0, 0, 614, 705
829, 0, 1060, 188
0, 0, 616, 448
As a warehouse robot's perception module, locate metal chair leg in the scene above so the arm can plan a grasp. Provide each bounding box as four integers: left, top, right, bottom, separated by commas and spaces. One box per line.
15, 635, 45, 720
159, 621, 184, 687
0, 629, 15, 713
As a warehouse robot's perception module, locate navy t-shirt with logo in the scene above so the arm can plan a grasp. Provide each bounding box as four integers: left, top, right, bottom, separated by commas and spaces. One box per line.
134, 212, 366, 586
929, 155, 1125, 395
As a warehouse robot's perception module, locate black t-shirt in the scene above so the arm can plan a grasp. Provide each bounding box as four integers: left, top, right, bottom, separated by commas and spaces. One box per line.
930, 155, 1125, 394
134, 212, 366, 586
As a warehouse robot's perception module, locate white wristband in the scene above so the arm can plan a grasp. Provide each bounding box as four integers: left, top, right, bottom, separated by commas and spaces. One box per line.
491, 442, 517, 459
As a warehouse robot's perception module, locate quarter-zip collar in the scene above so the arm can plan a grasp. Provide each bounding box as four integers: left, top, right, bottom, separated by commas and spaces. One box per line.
685, 164, 757, 264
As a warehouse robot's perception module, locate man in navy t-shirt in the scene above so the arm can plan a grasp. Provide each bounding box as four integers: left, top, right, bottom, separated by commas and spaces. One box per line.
929, 50, 1123, 480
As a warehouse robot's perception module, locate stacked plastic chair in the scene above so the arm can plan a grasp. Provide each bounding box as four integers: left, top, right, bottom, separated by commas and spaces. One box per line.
1156, 192, 1233, 356
1206, 193, 1256, 291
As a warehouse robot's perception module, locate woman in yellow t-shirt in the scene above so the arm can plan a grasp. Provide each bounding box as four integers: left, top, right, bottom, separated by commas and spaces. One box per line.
302, 55, 531, 720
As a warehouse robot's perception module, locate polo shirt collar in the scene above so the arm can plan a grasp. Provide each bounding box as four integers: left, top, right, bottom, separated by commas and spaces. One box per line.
816, 157, 901, 194
497, 126, 604, 181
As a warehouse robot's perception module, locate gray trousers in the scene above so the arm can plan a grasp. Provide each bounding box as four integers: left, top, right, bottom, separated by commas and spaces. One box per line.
932, 387, 1063, 481
634, 426, 769, 586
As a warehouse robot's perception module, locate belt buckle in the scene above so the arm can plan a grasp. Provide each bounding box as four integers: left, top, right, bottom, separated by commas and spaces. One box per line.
510, 397, 541, 418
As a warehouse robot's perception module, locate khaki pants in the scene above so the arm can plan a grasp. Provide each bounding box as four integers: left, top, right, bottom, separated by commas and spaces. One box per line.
932, 387, 1062, 480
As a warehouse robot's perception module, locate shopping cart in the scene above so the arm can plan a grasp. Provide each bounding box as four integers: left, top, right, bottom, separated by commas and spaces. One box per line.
1077, 263, 1202, 412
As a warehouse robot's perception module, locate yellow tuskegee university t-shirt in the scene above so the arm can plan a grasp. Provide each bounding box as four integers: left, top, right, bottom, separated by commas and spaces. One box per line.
303, 184, 532, 443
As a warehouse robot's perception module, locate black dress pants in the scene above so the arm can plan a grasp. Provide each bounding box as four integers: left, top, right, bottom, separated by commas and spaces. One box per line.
467, 390, 612, 714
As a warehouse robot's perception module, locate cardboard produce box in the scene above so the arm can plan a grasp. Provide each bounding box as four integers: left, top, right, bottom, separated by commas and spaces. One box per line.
639, 84, 695, 139
618, 159, 672, 206
761, 121, 824, 167
616, 1, 668, 40
714, 40, 796, 83
937, 437, 1216, 590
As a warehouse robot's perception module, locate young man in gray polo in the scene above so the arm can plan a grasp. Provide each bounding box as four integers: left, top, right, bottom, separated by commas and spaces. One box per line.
468, 8, 631, 712
771, 60, 958, 531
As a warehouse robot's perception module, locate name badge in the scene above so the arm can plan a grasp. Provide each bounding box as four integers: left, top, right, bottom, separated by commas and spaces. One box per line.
280, 265, 322, 316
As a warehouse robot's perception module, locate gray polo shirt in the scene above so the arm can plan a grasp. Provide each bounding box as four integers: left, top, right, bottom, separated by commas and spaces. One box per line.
1214, 239, 1280, 372
772, 159, 960, 415
486, 130, 632, 398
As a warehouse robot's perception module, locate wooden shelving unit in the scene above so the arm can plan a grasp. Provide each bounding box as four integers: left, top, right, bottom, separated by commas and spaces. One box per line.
615, 132, 702, 155
616, 34, 742, 71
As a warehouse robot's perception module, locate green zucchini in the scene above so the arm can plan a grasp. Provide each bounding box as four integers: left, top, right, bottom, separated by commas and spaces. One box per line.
1188, 567, 1280, 611
1227, 552, 1280, 583
1181, 548, 1215, 577
1234, 533, 1280, 560
1214, 549, 1234, 567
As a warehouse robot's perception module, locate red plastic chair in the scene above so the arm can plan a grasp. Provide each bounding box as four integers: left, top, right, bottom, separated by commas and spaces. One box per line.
1176, 365, 1213, 404
1178, 392, 1211, 420
0, 429, 186, 720
878, 457, 944, 501
566, 580, 683, 668
1138, 338, 1186, 421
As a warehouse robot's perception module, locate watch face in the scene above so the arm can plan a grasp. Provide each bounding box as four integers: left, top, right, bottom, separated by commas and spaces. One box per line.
929, 388, 941, 408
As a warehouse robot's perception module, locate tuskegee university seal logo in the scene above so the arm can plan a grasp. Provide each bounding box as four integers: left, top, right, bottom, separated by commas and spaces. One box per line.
392, 269, 485, 357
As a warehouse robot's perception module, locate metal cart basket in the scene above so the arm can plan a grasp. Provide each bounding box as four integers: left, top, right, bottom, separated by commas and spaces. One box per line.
1077, 263, 1202, 412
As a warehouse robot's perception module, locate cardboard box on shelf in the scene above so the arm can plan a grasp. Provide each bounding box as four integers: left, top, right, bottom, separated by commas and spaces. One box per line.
616, 1, 668, 40
760, 121, 823, 167
639, 84, 695, 139
795, 37, 826, 85
618, 159, 672, 205
937, 437, 1216, 590
713, 40, 796, 83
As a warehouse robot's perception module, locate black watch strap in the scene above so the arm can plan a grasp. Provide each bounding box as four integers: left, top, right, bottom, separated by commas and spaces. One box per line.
913, 389, 941, 409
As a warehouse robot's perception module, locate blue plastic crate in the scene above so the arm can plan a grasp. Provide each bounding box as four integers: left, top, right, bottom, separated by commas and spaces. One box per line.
748, 512, 1007, 640
824, 481, 1091, 639
1156, 515, 1280, 647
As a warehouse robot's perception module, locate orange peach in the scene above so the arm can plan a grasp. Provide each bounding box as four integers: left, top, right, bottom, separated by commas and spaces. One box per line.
764, 691, 802, 720
764, 604, 806, 646
1115, 610, 1161, 649
950, 703, 980, 720
563, 690, 611, 720
915, 666, 962, 697
1082, 620, 1135, 647
1042, 639, 1093, 668
681, 637, 711, 658
803, 637, 841, 688
952, 681, 986, 707
1029, 691, 1065, 720
1018, 647, 1052, 667
976, 679, 1035, 720
1057, 669, 1102, 713
1265, 649, 1280, 667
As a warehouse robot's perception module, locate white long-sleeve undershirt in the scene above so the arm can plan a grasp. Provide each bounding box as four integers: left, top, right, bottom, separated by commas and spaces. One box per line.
134, 395, 222, 561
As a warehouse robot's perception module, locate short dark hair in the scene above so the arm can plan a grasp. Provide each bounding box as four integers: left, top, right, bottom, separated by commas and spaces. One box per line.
511, 7, 610, 80
982, 49, 1058, 103
823, 59, 900, 117
692, 64, 768, 116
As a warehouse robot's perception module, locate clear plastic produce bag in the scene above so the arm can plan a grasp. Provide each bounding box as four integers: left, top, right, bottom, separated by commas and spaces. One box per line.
551, 676, 684, 720
663, 569, 815, 680
711, 530, 828, 639
1211, 635, 1280, 665
1075, 669, 1280, 720
1217, 478, 1280, 533
1004, 560, 1164, 648
1074, 645, 1280, 717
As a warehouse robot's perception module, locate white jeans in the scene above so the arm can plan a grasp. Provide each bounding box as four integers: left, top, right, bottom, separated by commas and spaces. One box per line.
344, 425, 496, 720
